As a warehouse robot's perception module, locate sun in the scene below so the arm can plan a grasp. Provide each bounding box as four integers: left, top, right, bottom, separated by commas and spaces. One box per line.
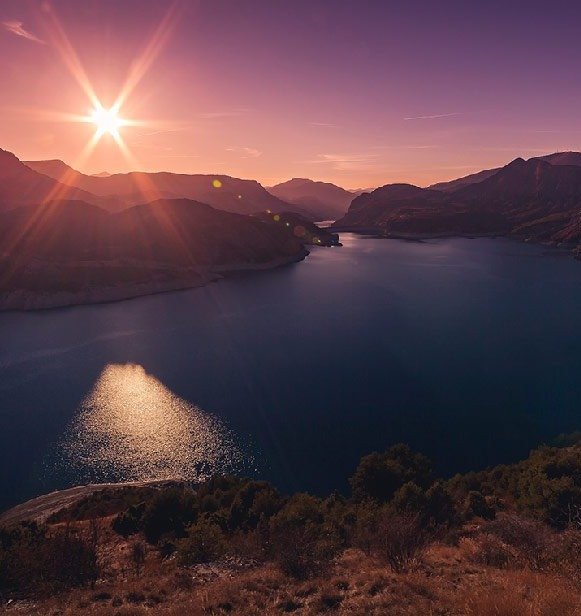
90, 105, 124, 138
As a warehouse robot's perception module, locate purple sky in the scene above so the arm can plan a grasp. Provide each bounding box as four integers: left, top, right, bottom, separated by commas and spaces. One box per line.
2, 0, 581, 188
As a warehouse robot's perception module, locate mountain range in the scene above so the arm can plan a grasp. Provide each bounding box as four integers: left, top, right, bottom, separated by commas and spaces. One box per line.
267, 178, 358, 221
23, 158, 315, 218
1, 149, 356, 222
3, 145, 581, 311
335, 153, 581, 251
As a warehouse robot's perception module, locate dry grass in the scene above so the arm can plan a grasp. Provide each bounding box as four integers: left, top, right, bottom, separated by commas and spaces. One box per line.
1, 528, 579, 616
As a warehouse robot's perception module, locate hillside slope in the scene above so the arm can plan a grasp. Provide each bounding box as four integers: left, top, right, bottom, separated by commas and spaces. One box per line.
0, 198, 309, 310
0, 149, 116, 211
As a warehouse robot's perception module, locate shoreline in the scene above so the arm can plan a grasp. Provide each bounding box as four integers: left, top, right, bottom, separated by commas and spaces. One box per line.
0, 250, 308, 313
329, 226, 505, 240
0, 480, 187, 525
330, 226, 580, 252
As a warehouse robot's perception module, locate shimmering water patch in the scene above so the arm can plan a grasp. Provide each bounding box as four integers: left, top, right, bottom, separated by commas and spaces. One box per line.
59, 363, 248, 483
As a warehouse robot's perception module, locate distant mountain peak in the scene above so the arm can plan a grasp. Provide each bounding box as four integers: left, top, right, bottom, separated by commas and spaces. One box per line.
268, 177, 355, 221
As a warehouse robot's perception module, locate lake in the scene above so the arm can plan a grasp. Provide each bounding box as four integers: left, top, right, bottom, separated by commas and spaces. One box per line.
1, 234, 580, 510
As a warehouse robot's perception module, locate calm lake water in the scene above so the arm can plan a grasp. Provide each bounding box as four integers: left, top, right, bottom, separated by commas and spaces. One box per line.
1, 234, 580, 510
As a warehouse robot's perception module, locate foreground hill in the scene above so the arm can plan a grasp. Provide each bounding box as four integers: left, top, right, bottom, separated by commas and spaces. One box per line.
24, 159, 315, 218
0, 149, 117, 212
267, 178, 357, 221
1, 441, 579, 615
335, 154, 581, 253
0, 198, 309, 310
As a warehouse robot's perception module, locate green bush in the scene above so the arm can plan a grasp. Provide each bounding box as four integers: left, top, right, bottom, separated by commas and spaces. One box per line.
464, 491, 496, 521
141, 488, 198, 543
269, 494, 341, 579
177, 517, 227, 565
349, 444, 433, 503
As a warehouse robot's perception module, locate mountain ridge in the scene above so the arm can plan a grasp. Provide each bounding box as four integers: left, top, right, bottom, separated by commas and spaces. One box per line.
24, 158, 318, 219
335, 153, 581, 251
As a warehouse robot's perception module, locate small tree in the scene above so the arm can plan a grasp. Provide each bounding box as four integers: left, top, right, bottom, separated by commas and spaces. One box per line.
350, 444, 432, 503
177, 517, 227, 565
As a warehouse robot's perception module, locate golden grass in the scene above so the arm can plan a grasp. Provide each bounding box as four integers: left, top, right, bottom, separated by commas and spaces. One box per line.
2, 540, 579, 615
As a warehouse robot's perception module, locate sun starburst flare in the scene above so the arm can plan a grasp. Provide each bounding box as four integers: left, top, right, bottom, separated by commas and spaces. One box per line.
90, 105, 124, 139
26, 0, 181, 197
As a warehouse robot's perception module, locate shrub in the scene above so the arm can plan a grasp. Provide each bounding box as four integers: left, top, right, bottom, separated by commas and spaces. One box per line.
471, 533, 512, 568
483, 514, 554, 569
351, 503, 382, 556
112, 502, 146, 537
392, 480, 456, 527
269, 494, 340, 579
141, 488, 197, 543
130, 540, 147, 574
464, 490, 496, 521
177, 517, 227, 565
350, 444, 433, 503
228, 480, 283, 531
0, 523, 99, 594
369, 511, 432, 572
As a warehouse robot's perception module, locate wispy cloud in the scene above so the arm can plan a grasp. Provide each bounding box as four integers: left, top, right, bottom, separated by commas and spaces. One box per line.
2, 20, 45, 44
404, 112, 461, 121
304, 153, 380, 172
138, 127, 192, 137
199, 110, 250, 119
309, 122, 339, 128
159, 154, 200, 159
374, 144, 440, 150
226, 146, 262, 159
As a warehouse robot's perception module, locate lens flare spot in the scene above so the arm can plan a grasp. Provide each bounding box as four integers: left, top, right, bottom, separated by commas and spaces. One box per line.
212, 179, 222, 188
273, 214, 280, 221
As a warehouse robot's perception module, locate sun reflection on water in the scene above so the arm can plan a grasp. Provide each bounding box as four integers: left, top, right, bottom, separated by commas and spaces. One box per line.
62, 364, 247, 483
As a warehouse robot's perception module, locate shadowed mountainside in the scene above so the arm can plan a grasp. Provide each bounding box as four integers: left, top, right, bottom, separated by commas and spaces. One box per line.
0, 149, 120, 212
0, 198, 309, 310
429, 150, 581, 193
267, 178, 357, 221
429, 167, 501, 192
335, 154, 581, 251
